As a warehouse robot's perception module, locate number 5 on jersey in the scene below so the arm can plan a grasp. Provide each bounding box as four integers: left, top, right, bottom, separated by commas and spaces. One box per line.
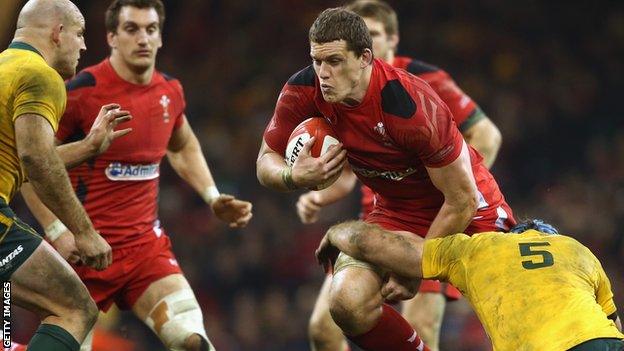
519, 242, 554, 269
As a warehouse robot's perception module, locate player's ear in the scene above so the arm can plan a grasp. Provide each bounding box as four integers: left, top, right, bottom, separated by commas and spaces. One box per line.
360, 48, 373, 68
389, 34, 399, 53
51, 23, 63, 47
106, 31, 117, 49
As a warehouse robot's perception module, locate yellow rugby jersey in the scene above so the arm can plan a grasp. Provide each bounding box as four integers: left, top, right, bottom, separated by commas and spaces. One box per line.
0, 42, 66, 203
422, 230, 623, 351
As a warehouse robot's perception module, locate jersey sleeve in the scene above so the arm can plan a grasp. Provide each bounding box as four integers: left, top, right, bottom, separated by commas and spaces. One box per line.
421, 234, 470, 291
171, 79, 186, 130
591, 253, 617, 316
56, 86, 83, 142
13, 64, 66, 132
423, 69, 478, 127
387, 86, 464, 168
263, 83, 318, 154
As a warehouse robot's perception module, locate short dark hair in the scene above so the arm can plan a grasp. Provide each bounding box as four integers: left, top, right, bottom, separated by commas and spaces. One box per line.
309, 7, 372, 57
105, 0, 165, 33
346, 0, 399, 36
510, 219, 559, 235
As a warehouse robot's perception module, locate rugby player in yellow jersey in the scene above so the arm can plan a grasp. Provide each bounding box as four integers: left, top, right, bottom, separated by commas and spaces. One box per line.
316, 219, 624, 351
0, 1, 132, 350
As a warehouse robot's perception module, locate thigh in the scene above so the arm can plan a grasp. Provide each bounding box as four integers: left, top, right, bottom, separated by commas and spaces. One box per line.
311, 274, 335, 324
11, 240, 91, 318
131, 273, 190, 321
120, 235, 182, 311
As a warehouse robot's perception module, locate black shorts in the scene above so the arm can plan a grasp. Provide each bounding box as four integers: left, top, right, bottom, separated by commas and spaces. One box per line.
569, 338, 624, 351
0, 199, 43, 281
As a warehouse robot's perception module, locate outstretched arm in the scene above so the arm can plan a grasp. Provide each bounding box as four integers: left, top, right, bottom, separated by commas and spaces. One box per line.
167, 116, 252, 228
57, 103, 132, 168
317, 220, 425, 280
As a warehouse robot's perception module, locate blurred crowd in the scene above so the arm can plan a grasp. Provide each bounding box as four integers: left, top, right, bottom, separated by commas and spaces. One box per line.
5, 0, 624, 350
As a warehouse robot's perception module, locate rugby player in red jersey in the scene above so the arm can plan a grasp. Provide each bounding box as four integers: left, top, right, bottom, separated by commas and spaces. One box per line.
298, 1, 504, 350
257, 8, 514, 351
21, 1, 252, 351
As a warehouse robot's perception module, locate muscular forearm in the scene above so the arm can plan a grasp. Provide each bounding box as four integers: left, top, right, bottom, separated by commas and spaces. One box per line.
21, 150, 93, 236
56, 140, 97, 169
313, 166, 357, 206
328, 221, 424, 279
426, 200, 476, 239
167, 134, 215, 194
257, 151, 293, 192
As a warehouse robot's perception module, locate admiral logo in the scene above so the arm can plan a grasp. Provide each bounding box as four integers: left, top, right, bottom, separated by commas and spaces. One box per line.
352, 165, 417, 181
105, 162, 160, 181
0, 246, 23, 268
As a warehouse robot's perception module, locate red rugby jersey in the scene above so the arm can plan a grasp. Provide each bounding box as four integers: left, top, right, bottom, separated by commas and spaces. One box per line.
57, 59, 185, 249
264, 59, 512, 232
360, 57, 481, 216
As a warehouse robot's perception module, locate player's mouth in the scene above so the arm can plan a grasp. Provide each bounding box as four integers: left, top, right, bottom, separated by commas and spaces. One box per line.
320, 84, 333, 93
135, 49, 152, 57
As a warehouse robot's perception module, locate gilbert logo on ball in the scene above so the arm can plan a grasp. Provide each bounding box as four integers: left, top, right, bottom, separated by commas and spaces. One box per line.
285, 117, 341, 190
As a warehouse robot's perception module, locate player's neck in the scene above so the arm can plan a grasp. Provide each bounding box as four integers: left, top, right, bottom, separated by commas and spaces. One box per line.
12, 33, 51, 62
342, 65, 373, 107
109, 54, 154, 85
383, 51, 395, 64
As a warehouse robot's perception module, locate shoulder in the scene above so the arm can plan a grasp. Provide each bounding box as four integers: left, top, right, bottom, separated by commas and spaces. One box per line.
287, 65, 317, 87
156, 70, 185, 98
18, 57, 64, 87
66, 70, 97, 92
403, 58, 441, 76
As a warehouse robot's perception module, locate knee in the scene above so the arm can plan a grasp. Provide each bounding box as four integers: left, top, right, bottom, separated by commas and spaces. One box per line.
183, 333, 212, 351
328, 285, 380, 335
76, 294, 99, 330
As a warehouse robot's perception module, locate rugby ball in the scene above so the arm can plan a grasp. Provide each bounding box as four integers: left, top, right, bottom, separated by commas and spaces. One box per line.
285, 117, 341, 190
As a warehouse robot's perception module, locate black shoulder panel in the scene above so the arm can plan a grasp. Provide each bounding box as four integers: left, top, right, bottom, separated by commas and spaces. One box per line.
161, 72, 176, 81
287, 65, 316, 86
381, 79, 417, 119
406, 59, 440, 75
65, 71, 96, 91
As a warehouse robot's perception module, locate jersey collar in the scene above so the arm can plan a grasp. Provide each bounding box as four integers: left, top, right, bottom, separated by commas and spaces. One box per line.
8, 41, 43, 57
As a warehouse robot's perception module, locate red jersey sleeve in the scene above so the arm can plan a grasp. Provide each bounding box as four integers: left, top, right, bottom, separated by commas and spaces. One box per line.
57, 71, 95, 142
420, 70, 477, 126
171, 79, 186, 130
263, 83, 318, 154
388, 85, 464, 168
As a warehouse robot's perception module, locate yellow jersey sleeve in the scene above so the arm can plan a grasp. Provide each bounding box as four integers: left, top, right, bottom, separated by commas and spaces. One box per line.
421, 234, 470, 291
12, 63, 66, 132
592, 253, 617, 316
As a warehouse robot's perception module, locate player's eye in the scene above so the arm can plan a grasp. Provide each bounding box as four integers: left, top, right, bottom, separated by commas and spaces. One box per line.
313, 59, 322, 66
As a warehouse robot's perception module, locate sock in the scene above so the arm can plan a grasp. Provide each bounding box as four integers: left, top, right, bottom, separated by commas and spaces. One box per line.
348, 304, 429, 351
27, 324, 80, 351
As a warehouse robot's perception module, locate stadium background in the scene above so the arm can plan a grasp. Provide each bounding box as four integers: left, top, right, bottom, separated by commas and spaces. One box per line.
1, 0, 623, 350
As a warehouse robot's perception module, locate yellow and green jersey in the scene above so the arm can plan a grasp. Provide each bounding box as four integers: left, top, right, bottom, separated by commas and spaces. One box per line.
423, 230, 623, 351
0, 42, 65, 203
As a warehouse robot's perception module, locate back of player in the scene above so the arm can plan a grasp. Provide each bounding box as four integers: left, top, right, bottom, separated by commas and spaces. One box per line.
423, 230, 623, 350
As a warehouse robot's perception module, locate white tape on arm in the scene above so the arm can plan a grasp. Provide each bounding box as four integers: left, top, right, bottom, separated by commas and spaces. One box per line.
44, 219, 68, 242
201, 186, 220, 205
